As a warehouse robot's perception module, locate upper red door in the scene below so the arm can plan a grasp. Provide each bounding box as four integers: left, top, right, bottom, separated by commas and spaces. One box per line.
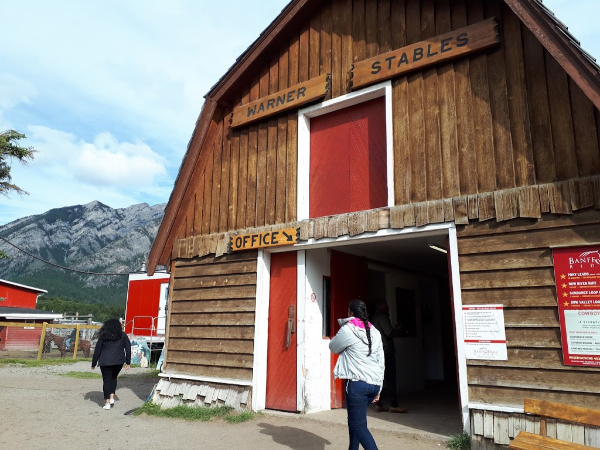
309, 97, 387, 218
266, 252, 298, 411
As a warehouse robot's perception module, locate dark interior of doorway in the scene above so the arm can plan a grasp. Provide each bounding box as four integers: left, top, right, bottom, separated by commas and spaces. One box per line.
331, 233, 459, 415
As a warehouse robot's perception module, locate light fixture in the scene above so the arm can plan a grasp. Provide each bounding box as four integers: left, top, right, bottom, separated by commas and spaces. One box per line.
429, 244, 447, 254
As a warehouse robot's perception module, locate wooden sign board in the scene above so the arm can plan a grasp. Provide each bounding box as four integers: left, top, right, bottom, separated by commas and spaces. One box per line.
230, 74, 330, 128
553, 245, 600, 367
350, 17, 500, 89
230, 227, 300, 251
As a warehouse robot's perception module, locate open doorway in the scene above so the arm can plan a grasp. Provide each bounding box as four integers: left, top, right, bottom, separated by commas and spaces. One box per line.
315, 229, 459, 414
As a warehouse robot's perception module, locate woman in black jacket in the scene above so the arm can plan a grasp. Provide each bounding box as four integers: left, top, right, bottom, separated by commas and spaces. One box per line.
91, 318, 131, 410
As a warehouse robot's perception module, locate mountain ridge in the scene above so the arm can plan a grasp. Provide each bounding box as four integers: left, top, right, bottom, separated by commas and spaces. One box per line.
0, 201, 166, 305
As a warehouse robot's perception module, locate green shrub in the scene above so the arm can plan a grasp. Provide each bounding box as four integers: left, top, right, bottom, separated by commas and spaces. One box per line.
447, 432, 471, 450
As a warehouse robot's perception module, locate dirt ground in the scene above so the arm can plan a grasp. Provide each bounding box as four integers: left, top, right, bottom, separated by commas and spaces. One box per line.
0, 361, 450, 449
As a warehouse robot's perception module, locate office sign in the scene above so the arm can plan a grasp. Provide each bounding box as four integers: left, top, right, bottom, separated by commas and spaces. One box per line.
230, 227, 299, 251
350, 18, 500, 89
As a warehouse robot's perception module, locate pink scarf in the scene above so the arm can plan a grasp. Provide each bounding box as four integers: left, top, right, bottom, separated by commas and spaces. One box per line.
349, 317, 372, 329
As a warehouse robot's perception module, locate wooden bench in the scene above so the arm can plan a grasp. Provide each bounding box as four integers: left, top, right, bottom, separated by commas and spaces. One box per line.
509, 398, 600, 449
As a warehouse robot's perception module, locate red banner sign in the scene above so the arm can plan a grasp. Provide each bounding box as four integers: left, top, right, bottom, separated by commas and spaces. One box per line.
553, 245, 600, 367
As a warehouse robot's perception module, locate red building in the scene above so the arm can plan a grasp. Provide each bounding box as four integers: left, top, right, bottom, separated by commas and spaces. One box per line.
124, 271, 170, 337
0, 279, 61, 350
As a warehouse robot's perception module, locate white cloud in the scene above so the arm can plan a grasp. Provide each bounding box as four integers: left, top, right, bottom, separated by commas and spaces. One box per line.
0, 74, 36, 113
23, 127, 167, 189
72, 134, 166, 188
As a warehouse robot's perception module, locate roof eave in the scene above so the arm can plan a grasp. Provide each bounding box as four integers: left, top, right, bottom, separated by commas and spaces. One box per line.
504, 0, 600, 110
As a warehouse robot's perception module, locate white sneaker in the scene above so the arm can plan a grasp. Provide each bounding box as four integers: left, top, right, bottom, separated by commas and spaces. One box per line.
109, 398, 115, 405
103, 403, 111, 410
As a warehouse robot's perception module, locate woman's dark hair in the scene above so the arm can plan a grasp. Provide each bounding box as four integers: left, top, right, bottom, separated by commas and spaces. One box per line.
98, 318, 124, 341
349, 299, 372, 356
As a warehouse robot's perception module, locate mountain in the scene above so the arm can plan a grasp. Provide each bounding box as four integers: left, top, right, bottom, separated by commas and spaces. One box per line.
0, 201, 166, 305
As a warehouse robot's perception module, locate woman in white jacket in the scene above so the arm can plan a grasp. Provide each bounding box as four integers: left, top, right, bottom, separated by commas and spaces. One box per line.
329, 299, 385, 450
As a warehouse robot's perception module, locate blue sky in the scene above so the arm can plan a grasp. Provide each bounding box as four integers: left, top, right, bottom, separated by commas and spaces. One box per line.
0, 0, 598, 225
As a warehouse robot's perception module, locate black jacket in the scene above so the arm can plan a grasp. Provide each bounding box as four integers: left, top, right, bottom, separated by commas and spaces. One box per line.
92, 333, 131, 368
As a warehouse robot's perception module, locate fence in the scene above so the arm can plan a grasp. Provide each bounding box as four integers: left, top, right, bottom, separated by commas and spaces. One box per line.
0, 321, 101, 361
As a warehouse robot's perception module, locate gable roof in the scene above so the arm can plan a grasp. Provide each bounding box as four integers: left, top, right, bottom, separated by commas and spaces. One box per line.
147, 0, 600, 274
0, 279, 47, 294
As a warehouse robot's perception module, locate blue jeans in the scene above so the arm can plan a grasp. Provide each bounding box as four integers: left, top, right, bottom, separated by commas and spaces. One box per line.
346, 380, 380, 450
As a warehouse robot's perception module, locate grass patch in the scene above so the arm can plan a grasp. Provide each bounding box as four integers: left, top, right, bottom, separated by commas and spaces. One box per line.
447, 432, 471, 450
0, 358, 83, 367
223, 411, 259, 423
60, 371, 102, 379
121, 369, 160, 378
135, 402, 258, 423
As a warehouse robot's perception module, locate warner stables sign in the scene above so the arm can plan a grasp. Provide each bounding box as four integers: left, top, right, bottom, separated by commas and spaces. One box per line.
230, 74, 330, 128
350, 17, 500, 89
230, 227, 300, 251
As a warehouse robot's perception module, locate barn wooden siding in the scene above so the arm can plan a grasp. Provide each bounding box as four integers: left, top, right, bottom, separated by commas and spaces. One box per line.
469, 409, 600, 448
459, 210, 600, 447
164, 251, 258, 381
174, 0, 600, 244
172, 176, 600, 261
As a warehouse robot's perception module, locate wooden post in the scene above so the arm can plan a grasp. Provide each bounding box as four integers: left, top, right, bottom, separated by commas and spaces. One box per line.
37, 322, 48, 361
72, 323, 81, 360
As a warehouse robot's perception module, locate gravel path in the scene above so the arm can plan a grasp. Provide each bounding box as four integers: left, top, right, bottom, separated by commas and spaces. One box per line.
0, 361, 447, 449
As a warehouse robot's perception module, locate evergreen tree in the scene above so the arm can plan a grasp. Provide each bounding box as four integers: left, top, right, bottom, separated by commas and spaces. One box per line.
0, 129, 36, 258
0, 129, 36, 196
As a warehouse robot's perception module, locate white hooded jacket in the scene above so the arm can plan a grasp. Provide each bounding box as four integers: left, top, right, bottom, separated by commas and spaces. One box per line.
329, 317, 385, 392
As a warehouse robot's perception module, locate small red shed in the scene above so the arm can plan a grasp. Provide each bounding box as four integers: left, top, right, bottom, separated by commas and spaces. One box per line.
124, 271, 170, 337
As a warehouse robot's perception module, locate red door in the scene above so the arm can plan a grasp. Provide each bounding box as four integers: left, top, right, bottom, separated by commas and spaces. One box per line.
330, 250, 369, 408
310, 97, 387, 218
266, 252, 298, 411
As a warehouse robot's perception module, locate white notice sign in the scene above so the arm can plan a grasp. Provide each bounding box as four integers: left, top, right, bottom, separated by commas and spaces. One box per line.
463, 304, 508, 360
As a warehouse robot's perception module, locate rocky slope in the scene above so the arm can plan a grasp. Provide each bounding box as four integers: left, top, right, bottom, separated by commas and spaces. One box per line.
0, 201, 165, 304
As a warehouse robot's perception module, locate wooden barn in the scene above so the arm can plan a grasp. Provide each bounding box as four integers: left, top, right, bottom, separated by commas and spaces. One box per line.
147, 0, 600, 446
0, 279, 61, 350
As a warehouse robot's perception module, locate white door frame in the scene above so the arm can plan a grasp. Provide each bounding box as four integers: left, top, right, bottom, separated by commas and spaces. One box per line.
253, 222, 469, 428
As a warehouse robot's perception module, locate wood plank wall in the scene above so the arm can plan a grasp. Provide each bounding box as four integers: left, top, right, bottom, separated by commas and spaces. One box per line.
165, 251, 258, 380
177, 0, 600, 241
457, 210, 600, 410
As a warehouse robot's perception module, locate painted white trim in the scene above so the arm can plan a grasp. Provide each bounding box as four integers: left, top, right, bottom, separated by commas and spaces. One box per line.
128, 272, 170, 282
297, 81, 394, 221
296, 250, 306, 412
449, 226, 470, 434
297, 112, 310, 220
300, 81, 390, 117
384, 83, 394, 206
0, 313, 62, 320
159, 372, 252, 386
468, 403, 524, 414
271, 222, 453, 253
252, 250, 271, 411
